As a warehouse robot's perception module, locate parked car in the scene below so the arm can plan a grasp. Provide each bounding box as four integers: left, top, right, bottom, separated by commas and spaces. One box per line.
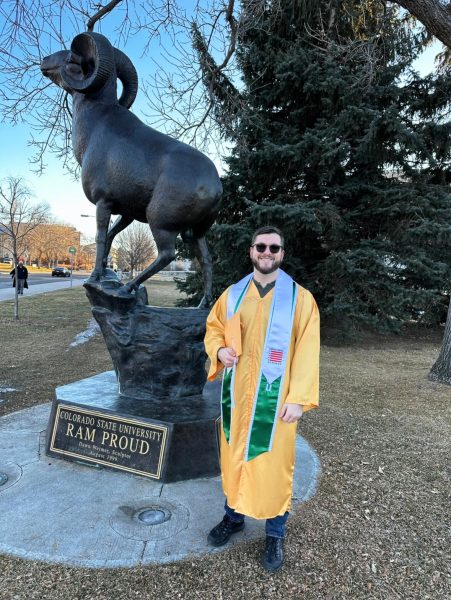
1, 257, 13, 264
52, 266, 71, 277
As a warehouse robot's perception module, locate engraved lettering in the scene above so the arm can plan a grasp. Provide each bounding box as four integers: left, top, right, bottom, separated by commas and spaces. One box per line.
85, 427, 95, 442
139, 440, 150, 455
119, 435, 128, 450
60, 411, 95, 426
97, 419, 117, 431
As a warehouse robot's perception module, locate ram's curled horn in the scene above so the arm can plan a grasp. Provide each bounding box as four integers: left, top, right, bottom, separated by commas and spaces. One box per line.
61, 32, 115, 94
67, 52, 82, 65
114, 48, 138, 109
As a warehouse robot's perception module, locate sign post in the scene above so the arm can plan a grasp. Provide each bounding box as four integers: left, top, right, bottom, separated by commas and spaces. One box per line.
68, 247, 77, 287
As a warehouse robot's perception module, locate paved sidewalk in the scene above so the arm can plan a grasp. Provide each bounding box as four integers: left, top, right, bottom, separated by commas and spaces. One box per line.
0, 278, 86, 302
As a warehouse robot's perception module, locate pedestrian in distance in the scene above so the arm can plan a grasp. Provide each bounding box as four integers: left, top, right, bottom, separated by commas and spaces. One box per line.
10, 261, 29, 295
204, 225, 320, 572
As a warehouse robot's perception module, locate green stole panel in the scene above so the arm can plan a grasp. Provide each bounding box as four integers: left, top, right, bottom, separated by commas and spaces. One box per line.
221, 368, 233, 443
247, 374, 282, 461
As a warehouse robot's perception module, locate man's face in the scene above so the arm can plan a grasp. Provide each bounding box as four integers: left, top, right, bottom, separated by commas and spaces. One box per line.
250, 233, 284, 275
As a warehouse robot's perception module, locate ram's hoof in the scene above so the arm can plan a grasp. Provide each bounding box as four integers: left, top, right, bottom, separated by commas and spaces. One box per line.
115, 285, 134, 297
86, 275, 100, 285
86, 268, 103, 282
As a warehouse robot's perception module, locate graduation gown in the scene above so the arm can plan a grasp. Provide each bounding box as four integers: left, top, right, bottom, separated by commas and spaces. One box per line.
205, 279, 320, 519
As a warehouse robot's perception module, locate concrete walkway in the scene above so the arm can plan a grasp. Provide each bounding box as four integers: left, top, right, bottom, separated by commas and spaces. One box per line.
0, 278, 86, 302
0, 403, 320, 568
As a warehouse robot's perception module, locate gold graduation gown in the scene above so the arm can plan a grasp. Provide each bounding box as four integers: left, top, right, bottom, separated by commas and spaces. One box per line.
205, 279, 320, 519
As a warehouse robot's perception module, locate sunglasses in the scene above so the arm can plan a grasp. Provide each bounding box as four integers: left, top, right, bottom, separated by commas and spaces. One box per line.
252, 243, 283, 253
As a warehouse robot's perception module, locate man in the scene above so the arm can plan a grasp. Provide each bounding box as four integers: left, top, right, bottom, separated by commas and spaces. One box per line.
10, 261, 28, 295
204, 225, 320, 572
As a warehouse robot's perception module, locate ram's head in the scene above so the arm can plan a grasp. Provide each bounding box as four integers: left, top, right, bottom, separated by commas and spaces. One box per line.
41, 32, 138, 109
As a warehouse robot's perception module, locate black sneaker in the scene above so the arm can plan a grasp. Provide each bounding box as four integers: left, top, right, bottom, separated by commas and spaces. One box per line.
261, 536, 284, 572
207, 515, 245, 547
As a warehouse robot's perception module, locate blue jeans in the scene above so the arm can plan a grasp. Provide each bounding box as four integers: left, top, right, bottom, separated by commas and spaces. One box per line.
224, 502, 289, 539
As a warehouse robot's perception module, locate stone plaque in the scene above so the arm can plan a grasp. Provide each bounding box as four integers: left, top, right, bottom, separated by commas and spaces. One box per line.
49, 404, 168, 479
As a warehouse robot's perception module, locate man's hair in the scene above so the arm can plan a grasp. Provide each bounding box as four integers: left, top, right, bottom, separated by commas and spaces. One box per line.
251, 226, 284, 247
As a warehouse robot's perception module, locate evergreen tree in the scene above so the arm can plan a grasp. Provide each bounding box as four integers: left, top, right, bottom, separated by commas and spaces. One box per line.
179, 0, 451, 335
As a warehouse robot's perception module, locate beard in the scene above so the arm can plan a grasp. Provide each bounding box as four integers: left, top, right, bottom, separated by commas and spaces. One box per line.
251, 255, 282, 275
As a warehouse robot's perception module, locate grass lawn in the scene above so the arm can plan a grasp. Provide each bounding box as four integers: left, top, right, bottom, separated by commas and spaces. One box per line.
0, 283, 449, 599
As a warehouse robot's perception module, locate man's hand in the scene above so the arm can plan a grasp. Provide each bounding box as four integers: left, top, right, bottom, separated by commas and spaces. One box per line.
218, 347, 238, 368
279, 403, 303, 423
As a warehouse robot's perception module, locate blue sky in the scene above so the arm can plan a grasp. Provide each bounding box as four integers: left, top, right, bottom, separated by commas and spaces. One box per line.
0, 7, 443, 239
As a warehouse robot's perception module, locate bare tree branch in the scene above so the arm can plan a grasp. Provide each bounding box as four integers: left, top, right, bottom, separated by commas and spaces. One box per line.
87, 0, 125, 32
390, 0, 451, 47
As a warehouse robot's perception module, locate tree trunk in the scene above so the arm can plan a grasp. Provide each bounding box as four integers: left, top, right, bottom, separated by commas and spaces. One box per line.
13, 260, 19, 321
14, 285, 19, 320
393, 0, 451, 384
428, 301, 451, 385
394, 0, 451, 48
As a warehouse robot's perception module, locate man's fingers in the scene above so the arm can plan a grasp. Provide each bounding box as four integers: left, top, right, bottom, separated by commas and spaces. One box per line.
218, 347, 239, 368
280, 403, 303, 422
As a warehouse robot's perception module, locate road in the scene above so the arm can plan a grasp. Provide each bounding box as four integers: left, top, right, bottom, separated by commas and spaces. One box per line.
0, 271, 88, 291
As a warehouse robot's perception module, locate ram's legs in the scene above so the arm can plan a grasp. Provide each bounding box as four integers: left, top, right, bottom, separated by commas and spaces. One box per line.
89, 200, 112, 280
104, 215, 133, 261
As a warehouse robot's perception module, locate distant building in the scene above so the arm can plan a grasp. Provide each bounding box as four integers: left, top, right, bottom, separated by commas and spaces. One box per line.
27, 224, 81, 267
0, 224, 10, 260
80, 242, 96, 270
80, 243, 118, 270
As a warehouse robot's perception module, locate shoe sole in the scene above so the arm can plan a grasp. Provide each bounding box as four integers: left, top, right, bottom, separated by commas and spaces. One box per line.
261, 559, 283, 573
207, 521, 245, 547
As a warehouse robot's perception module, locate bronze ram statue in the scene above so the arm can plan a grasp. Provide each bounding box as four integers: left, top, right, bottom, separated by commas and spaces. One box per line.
41, 32, 222, 307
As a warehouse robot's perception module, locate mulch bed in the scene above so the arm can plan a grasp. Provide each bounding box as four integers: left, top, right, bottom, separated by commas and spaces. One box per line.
0, 286, 449, 599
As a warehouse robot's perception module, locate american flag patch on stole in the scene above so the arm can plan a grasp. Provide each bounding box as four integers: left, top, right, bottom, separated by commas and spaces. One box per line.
268, 348, 283, 364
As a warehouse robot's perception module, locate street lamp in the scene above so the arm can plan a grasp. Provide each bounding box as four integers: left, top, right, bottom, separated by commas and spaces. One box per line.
80, 214, 113, 225
80, 214, 114, 268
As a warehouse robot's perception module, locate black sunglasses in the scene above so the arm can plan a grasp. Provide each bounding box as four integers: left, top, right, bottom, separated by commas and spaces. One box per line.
252, 243, 283, 253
